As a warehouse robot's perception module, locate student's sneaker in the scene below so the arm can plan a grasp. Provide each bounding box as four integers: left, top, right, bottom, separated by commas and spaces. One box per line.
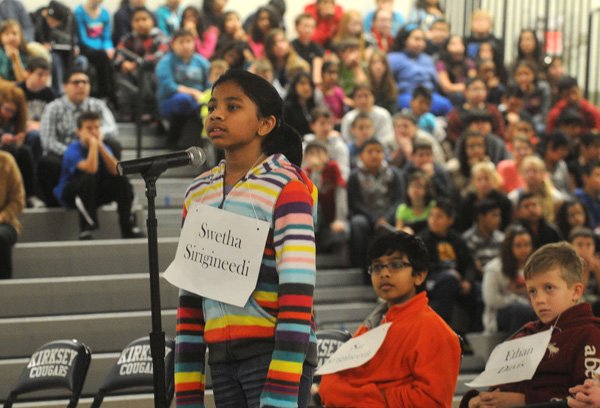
122, 227, 146, 239
79, 230, 94, 240
27, 196, 46, 209
75, 196, 95, 228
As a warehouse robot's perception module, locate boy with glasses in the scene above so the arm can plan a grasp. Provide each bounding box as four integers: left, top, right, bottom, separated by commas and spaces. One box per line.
318, 231, 461, 407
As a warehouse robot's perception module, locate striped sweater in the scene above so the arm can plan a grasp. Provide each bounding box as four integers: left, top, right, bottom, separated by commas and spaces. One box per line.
175, 154, 318, 407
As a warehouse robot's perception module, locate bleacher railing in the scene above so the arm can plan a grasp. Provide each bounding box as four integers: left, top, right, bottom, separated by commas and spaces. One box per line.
444, 0, 597, 102
585, 7, 600, 105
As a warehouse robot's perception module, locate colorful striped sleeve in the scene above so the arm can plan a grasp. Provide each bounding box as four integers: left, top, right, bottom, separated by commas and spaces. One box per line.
260, 179, 316, 408
175, 290, 206, 407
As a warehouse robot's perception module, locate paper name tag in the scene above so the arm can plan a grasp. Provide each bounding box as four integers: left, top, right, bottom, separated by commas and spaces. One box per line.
315, 323, 392, 376
164, 201, 270, 307
466, 328, 552, 388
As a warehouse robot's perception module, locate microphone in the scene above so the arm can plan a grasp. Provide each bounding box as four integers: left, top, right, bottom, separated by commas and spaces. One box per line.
117, 146, 206, 176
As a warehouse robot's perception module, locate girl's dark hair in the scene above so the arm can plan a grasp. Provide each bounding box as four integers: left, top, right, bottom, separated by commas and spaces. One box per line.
181, 6, 206, 38
405, 169, 434, 207
513, 60, 539, 83
250, 6, 279, 43
415, 0, 444, 13
285, 71, 315, 105
391, 24, 422, 52
321, 60, 339, 75
212, 69, 303, 166
556, 199, 590, 238
458, 130, 486, 178
217, 11, 239, 37
517, 29, 542, 63
367, 231, 429, 276
501, 224, 532, 280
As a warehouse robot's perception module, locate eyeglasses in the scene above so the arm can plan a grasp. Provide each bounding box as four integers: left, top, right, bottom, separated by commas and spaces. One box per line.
68, 79, 89, 86
368, 260, 412, 276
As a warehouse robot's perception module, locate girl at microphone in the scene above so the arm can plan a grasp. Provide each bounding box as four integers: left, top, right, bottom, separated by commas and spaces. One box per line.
174, 69, 317, 408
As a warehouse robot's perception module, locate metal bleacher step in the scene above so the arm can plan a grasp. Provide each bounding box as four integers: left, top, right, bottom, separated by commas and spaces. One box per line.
0, 273, 370, 318
13, 238, 178, 278
0, 302, 374, 360
118, 122, 168, 150
13, 238, 355, 279
130, 177, 190, 209
0, 310, 177, 360
19, 208, 182, 242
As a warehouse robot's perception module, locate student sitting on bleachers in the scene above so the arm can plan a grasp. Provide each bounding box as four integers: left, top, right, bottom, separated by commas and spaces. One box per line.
155, 28, 209, 146
74, 0, 117, 105
318, 231, 461, 407
114, 6, 168, 121
302, 141, 349, 253
389, 110, 445, 169
0, 149, 24, 279
0, 84, 42, 208
53, 111, 143, 240
303, 106, 350, 181
461, 241, 600, 408
347, 138, 404, 269
514, 191, 563, 250
39, 68, 120, 207
481, 225, 536, 335
547, 76, 600, 134
418, 199, 478, 327
462, 198, 505, 273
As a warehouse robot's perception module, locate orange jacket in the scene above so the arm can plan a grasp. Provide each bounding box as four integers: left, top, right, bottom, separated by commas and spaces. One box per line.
319, 292, 461, 407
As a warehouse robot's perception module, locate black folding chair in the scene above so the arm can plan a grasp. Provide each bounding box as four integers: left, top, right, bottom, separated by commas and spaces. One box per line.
90, 336, 175, 408
4, 339, 91, 408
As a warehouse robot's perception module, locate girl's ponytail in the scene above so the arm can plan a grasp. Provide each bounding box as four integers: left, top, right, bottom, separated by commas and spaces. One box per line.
262, 121, 303, 166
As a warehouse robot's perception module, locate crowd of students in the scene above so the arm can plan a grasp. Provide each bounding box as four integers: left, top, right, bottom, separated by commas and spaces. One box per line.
2, 0, 600, 405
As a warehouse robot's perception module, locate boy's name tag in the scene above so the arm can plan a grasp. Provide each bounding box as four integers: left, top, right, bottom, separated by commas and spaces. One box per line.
315, 323, 392, 376
164, 202, 270, 307
466, 328, 553, 388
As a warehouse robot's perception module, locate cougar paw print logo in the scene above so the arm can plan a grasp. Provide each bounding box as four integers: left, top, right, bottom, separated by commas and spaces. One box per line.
547, 343, 559, 358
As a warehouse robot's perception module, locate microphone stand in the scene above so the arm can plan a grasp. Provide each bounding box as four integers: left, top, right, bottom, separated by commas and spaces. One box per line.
141, 158, 169, 408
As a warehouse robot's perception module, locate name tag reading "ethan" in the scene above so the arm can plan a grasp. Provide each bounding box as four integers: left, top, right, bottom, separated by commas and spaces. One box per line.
164, 202, 270, 307
466, 328, 552, 388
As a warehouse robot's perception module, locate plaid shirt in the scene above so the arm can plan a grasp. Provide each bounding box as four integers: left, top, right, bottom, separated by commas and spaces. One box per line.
462, 225, 505, 271
40, 96, 117, 156
114, 28, 169, 69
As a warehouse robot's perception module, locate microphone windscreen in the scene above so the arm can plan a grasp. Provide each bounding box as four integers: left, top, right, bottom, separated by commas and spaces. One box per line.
186, 146, 206, 168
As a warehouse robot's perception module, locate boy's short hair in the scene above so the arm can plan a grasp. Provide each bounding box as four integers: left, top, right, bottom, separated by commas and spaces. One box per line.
581, 160, 600, 177
63, 67, 89, 83
524, 241, 584, 285
464, 109, 493, 126
358, 138, 383, 153
433, 199, 455, 219
310, 105, 333, 122
475, 198, 501, 217
430, 17, 450, 30
367, 231, 429, 276
392, 110, 417, 125
335, 38, 360, 53
556, 107, 584, 126
251, 57, 273, 73
352, 82, 374, 98
412, 85, 432, 102
545, 130, 570, 150
304, 140, 328, 155
580, 132, 600, 147
517, 191, 541, 207
504, 84, 523, 99
557, 76, 579, 94
466, 76, 486, 89
351, 111, 373, 127
26, 57, 51, 72
209, 59, 229, 73
321, 60, 339, 75
568, 227, 595, 243
76, 111, 101, 129
131, 6, 153, 19
412, 139, 433, 153
171, 29, 194, 41
294, 12, 315, 26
